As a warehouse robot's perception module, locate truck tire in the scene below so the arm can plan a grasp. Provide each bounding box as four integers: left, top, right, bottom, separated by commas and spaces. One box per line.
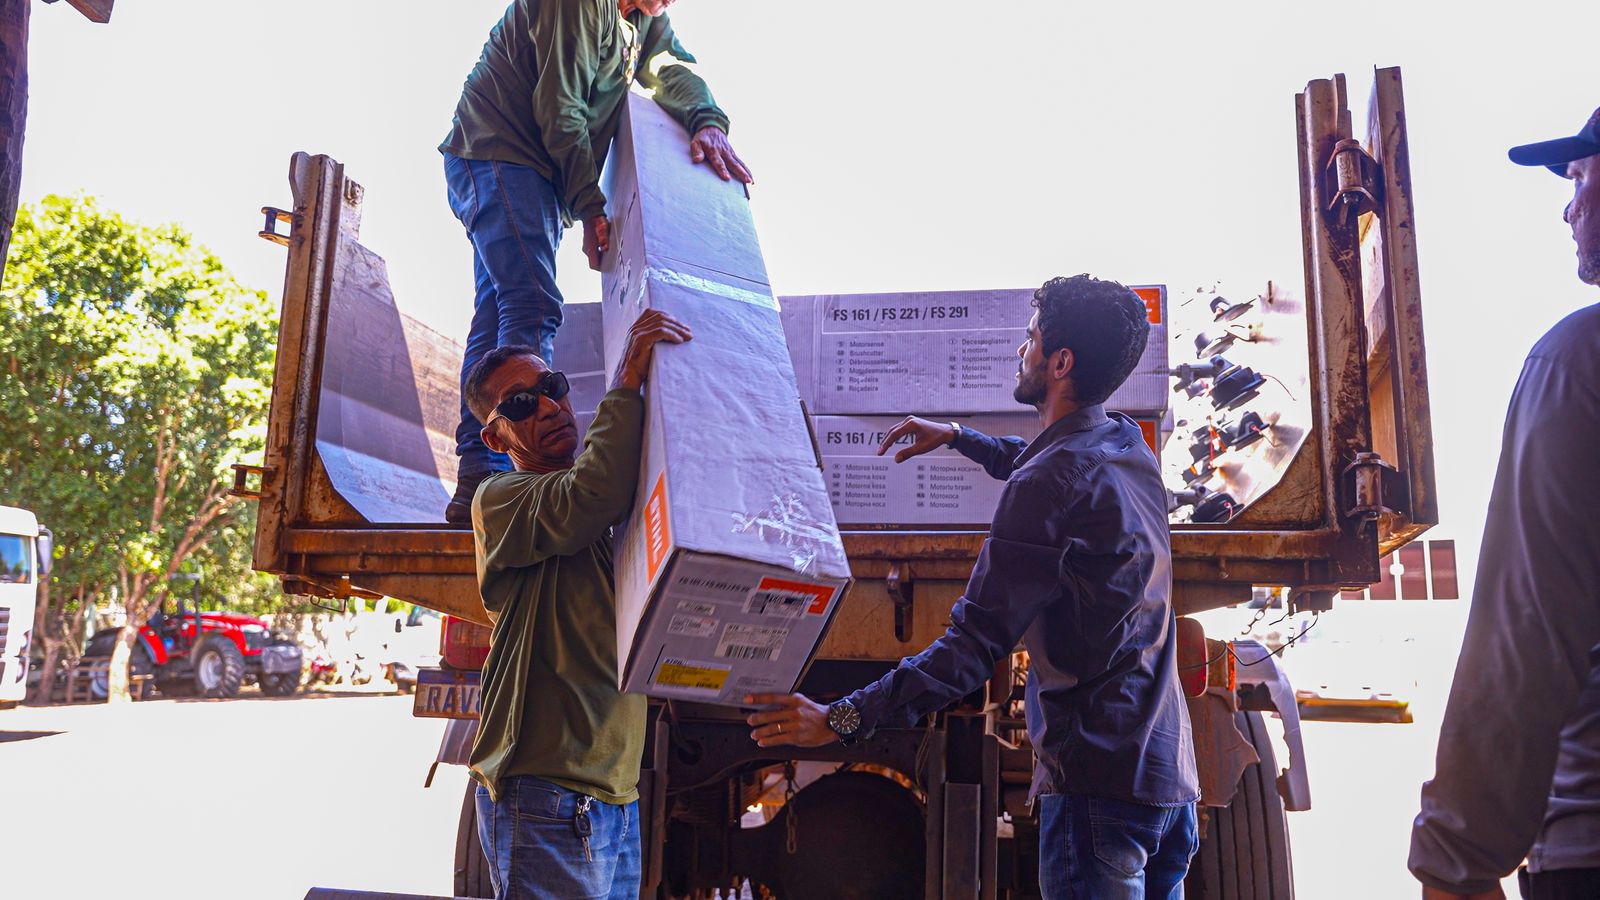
1185, 710, 1294, 899
260, 672, 299, 696
193, 636, 245, 699
87, 640, 153, 701
455, 780, 493, 899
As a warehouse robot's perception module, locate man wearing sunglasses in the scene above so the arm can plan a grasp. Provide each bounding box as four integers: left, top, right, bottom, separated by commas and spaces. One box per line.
463, 308, 691, 899
441, 0, 751, 523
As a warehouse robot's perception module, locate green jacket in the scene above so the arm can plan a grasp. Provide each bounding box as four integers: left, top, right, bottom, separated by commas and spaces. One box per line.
468, 390, 648, 804
440, 0, 730, 223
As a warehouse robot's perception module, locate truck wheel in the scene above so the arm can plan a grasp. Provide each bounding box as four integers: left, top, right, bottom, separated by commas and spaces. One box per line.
1185, 709, 1295, 899
193, 636, 245, 699
260, 672, 300, 696
455, 780, 493, 899
88, 641, 153, 701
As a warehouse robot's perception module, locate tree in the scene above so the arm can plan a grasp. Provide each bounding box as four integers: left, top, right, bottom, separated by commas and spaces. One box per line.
0, 195, 276, 701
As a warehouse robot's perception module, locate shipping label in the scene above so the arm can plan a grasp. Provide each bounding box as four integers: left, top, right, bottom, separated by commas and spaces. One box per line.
653, 658, 731, 694
717, 624, 789, 662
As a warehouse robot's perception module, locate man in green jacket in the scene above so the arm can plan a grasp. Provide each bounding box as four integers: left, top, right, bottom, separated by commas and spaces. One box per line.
441, 0, 749, 523
464, 308, 691, 899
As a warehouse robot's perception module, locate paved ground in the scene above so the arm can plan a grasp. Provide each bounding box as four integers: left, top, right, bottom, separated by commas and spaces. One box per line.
0, 621, 1522, 899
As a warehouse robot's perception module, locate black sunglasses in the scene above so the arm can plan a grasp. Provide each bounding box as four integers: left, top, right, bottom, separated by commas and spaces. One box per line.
484, 371, 570, 428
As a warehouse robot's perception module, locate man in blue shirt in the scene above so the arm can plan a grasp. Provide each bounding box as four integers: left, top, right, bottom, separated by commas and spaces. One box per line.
750, 274, 1200, 899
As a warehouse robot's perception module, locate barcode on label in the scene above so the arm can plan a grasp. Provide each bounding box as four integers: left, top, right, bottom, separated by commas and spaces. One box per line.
716, 624, 787, 662
721, 644, 777, 661
744, 589, 811, 619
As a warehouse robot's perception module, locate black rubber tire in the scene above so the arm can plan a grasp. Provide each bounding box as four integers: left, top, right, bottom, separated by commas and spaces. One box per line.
260, 672, 300, 696
1185, 709, 1295, 899
455, 779, 493, 899
192, 636, 245, 699
88, 639, 153, 701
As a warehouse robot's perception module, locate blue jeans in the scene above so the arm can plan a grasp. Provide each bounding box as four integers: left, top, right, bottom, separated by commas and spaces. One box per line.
443, 153, 566, 479
1037, 794, 1198, 899
475, 776, 641, 900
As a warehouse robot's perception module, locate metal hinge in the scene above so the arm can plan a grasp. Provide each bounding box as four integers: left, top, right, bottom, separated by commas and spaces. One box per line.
886, 563, 914, 643
1341, 451, 1406, 521
257, 207, 300, 246
229, 463, 271, 500
1324, 138, 1383, 226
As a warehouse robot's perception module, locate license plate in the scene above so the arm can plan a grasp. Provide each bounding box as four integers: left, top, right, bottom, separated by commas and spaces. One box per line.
413, 667, 481, 719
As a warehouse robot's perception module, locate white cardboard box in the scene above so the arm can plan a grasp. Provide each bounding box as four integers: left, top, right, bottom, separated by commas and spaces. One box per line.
780, 287, 1169, 416
599, 92, 851, 705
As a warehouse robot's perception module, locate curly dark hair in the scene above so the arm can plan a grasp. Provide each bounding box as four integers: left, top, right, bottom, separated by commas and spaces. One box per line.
463, 344, 544, 425
1031, 275, 1150, 406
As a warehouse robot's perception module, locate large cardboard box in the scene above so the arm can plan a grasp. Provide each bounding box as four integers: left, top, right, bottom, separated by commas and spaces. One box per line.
599, 92, 851, 705
780, 287, 1169, 416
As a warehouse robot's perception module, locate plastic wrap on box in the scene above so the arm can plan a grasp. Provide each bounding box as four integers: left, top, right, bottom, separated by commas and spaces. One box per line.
599, 92, 851, 705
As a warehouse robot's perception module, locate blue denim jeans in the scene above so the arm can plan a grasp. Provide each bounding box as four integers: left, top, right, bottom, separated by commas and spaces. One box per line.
1037, 794, 1198, 899
443, 153, 566, 480
475, 776, 641, 900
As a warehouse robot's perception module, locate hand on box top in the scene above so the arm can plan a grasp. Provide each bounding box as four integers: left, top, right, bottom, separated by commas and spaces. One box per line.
878, 416, 957, 463
690, 126, 753, 185
615, 309, 692, 393
744, 693, 834, 748
583, 215, 610, 271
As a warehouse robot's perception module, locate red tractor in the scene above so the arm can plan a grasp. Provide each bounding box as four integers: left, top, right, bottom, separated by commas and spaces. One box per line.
82, 605, 304, 699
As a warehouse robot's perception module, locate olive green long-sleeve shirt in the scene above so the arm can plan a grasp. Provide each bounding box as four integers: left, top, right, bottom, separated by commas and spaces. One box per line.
440, 0, 730, 223
468, 389, 647, 804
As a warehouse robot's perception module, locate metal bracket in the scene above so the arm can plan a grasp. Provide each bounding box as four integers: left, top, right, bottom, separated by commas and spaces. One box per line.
228, 463, 270, 500
887, 563, 914, 643
1342, 451, 1403, 521
1324, 138, 1383, 226
257, 206, 299, 246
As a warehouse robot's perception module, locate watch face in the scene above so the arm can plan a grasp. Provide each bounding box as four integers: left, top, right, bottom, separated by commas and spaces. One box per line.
829, 701, 861, 736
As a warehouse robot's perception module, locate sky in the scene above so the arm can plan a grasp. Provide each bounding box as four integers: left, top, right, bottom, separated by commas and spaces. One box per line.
19, 0, 1600, 596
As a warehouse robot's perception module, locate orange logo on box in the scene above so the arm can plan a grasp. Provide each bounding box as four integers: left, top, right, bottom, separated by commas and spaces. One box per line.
1138, 420, 1159, 456
757, 577, 837, 615
1133, 287, 1163, 325
645, 473, 670, 583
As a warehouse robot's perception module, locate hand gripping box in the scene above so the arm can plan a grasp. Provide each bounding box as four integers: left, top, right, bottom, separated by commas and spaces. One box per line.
599, 92, 852, 706
780, 287, 1169, 416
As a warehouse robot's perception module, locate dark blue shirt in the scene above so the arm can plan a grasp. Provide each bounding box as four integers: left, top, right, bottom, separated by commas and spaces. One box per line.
849, 405, 1200, 806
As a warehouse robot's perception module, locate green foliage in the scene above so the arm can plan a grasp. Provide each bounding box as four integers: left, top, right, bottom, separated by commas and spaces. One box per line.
0, 195, 278, 627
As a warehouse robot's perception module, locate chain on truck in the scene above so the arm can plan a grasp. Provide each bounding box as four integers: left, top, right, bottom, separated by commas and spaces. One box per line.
233, 68, 1436, 899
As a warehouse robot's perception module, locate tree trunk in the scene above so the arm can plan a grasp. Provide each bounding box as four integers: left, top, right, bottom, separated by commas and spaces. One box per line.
105, 623, 136, 703
26, 577, 55, 704
0, 0, 29, 274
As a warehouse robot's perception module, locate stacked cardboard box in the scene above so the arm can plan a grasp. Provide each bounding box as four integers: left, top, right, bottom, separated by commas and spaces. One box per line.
597, 93, 851, 705
781, 288, 1170, 527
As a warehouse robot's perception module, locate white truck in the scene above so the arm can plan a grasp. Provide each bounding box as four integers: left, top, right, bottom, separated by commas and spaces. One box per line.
0, 505, 51, 708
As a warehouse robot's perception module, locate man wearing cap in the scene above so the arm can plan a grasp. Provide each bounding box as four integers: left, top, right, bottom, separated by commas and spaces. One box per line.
1409, 110, 1600, 900
440, 0, 751, 523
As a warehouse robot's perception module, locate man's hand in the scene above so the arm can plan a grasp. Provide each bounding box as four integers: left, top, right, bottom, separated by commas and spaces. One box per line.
690, 126, 753, 184
745, 693, 834, 748
878, 416, 957, 463
1422, 887, 1505, 900
615, 309, 691, 392
583, 215, 610, 271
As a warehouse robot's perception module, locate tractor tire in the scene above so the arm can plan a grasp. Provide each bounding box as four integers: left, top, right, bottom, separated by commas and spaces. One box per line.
260, 672, 300, 696
455, 780, 494, 899
193, 636, 245, 699
1185, 710, 1295, 899
88, 640, 154, 701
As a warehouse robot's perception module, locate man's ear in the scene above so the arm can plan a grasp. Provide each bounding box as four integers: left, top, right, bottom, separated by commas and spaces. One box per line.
481, 421, 509, 455
1051, 347, 1075, 383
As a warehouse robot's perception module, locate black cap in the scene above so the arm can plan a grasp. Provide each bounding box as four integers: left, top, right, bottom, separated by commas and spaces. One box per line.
1509, 107, 1600, 176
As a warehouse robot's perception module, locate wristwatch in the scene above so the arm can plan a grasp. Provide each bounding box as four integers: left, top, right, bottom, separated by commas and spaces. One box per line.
827, 698, 864, 746
947, 421, 962, 446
